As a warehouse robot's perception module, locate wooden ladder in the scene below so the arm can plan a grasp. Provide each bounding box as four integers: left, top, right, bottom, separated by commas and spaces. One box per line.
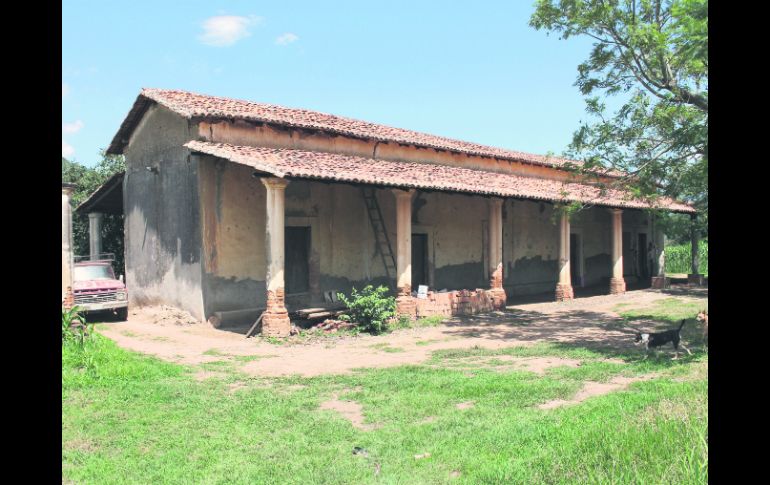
361, 187, 397, 290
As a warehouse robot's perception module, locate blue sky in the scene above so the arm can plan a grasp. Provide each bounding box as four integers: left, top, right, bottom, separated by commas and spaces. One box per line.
62, 1, 599, 167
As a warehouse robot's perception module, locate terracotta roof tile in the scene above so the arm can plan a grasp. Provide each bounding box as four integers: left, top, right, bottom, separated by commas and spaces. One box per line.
184, 141, 695, 213
110, 88, 619, 177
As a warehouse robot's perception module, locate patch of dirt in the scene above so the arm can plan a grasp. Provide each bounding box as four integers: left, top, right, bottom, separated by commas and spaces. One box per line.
97, 288, 706, 378
130, 305, 200, 326
538, 374, 657, 410
419, 416, 437, 424
319, 395, 380, 431
455, 401, 475, 410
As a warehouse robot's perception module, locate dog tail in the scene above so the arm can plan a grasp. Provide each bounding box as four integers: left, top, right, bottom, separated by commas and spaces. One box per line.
677, 319, 687, 331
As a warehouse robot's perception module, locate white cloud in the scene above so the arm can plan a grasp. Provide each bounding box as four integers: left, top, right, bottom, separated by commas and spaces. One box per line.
62, 120, 84, 135
275, 32, 299, 46
199, 15, 261, 46
62, 140, 75, 158
62, 83, 69, 97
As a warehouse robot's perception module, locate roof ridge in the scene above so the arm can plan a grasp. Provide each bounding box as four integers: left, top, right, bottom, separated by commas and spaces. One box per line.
134, 88, 606, 171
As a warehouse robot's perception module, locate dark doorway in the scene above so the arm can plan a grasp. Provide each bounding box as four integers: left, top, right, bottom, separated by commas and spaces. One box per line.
570, 233, 581, 287
622, 231, 632, 277
285, 226, 310, 293
412, 233, 428, 288
638, 233, 648, 279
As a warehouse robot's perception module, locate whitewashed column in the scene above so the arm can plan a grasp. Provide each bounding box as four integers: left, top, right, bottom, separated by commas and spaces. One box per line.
392, 189, 416, 318
609, 208, 626, 294
261, 177, 291, 336
488, 198, 507, 308
88, 212, 104, 260
556, 210, 574, 301
62, 184, 76, 306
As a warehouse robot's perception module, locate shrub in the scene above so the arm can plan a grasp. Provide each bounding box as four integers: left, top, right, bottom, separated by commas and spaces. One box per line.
62, 305, 92, 348
337, 285, 396, 335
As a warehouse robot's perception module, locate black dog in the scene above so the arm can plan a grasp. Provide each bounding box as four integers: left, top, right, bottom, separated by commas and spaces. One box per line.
634, 319, 691, 358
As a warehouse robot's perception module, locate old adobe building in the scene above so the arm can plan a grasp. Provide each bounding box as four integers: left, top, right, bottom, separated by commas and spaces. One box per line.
101, 88, 695, 336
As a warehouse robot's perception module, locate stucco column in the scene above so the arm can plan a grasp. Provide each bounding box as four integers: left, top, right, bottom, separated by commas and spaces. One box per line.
393, 189, 416, 318
651, 215, 669, 289
88, 212, 104, 260
555, 210, 574, 301
261, 177, 291, 337
609, 208, 626, 294
488, 198, 507, 309
62, 184, 76, 307
688, 213, 704, 286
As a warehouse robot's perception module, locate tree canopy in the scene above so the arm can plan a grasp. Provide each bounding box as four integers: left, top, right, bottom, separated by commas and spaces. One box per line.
530, 0, 708, 242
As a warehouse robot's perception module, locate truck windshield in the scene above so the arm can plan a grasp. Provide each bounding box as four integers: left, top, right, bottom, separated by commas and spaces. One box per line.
74, 265, 114, 281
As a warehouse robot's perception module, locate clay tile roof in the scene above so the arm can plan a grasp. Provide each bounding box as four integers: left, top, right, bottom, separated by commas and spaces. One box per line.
108, 88, 621, 177
184, 141, 695, 213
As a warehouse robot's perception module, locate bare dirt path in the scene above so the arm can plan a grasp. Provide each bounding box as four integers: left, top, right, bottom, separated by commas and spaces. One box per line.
97, 287, 707, 377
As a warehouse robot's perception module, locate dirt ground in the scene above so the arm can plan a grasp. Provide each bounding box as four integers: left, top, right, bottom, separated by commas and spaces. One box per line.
97, 286, 707, 378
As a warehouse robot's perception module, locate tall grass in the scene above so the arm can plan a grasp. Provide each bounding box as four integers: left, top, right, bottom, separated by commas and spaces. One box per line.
665, 240, 708, 274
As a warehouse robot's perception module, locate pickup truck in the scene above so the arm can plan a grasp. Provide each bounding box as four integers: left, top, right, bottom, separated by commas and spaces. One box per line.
72, 255, 128, 320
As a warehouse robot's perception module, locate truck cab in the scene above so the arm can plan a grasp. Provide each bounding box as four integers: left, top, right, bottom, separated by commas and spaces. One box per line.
72, 254, 128, 320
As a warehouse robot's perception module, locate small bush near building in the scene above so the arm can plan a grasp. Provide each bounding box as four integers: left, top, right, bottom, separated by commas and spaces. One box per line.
337, 285, 396, 335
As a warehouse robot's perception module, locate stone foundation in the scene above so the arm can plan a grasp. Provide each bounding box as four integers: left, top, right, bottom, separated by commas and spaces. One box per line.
555, 283, 574, 301
687, 274, 705, 286
651, 276, 670, 289
609, 277, 626, 295
262, 289, 291, 337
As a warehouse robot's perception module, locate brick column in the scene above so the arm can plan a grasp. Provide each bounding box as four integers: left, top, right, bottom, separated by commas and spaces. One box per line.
393, 189, 416, 318
88, 212, 104, 260
488, 198, 507, 309
261, 177, 291, 337
609, 208, 626, 294
62, 183, 76, 305
555, 210, 574, 301
687, 213, 704, 286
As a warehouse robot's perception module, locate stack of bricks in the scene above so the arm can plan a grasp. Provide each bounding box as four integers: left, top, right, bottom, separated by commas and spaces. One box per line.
413, 289, 498, 318
62, 286, 74, 310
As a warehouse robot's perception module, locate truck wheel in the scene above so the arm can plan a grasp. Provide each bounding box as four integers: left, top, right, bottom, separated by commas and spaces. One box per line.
116, 307, 129, 321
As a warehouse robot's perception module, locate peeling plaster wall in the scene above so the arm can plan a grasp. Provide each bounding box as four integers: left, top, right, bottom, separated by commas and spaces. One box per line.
195, 161, 654, 317
123, 105, 205, 319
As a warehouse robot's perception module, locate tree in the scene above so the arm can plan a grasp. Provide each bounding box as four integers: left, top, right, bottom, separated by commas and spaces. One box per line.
529, 0, 708, 240
61, 152, 126, 274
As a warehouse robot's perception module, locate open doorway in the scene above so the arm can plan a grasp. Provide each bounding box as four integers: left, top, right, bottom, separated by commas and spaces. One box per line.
638, 233, 649, 279
285, 226, 310, 294
411, 233, 428, 288
570, 233, 583, 287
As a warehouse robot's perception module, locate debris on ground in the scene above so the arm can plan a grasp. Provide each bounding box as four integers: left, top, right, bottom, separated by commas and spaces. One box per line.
310, 319, 356, 333
130, 305, 199, 326
414, 452, 431, 460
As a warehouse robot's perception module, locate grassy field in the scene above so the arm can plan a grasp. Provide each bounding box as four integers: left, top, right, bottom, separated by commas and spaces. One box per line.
63, 301, 707, 484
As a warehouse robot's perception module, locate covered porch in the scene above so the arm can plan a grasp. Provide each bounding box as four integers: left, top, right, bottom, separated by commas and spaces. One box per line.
185, 141, 697, 337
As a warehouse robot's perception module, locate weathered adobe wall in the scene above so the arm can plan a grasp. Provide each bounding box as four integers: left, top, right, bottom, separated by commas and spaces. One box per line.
196, 159, 655, 318
502, 201, 653, 296
196, 161, 494, 317
123, 105, 205, 318
197, 120, 614, 184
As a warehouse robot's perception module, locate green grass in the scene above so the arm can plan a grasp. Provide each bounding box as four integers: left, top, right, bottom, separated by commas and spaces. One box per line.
63, 307, 708, 483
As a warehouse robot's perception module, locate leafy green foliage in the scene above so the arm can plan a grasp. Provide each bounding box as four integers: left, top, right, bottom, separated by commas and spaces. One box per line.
62, 306, 91, 347
61, 152, 126, 274
337, 285, 396, 334
530, 0, 708, 234
665, 240, 708, 274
